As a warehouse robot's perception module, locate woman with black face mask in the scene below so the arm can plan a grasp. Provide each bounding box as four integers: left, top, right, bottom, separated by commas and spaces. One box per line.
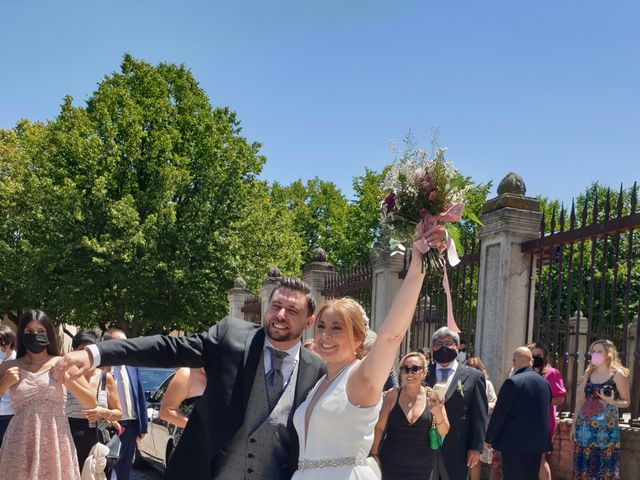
528, 342, 566, 480
0, 309, 97, 480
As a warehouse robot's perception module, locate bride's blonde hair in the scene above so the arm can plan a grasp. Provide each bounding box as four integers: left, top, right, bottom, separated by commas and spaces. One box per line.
315, 298, 368, 359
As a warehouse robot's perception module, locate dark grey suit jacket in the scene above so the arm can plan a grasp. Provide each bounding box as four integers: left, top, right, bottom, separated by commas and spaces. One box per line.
426, 363, 488, 480
97, 316, 326, 480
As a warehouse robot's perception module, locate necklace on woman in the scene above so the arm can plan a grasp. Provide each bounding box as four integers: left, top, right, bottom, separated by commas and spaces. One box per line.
324, 360, 355, 384
405, 386, 424, 408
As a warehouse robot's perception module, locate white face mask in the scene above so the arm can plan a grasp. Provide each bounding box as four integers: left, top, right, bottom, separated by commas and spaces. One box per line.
457, 351, 467, 363
0, 350, 6, 362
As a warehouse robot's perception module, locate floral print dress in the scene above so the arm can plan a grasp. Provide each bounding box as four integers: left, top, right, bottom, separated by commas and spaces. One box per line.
573, 376, 620, 479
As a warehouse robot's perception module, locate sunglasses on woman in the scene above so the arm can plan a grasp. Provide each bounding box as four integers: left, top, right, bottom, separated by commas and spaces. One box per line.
400, 365, 424, 374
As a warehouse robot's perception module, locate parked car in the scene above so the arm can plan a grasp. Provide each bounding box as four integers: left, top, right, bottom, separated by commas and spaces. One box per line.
133, 368, 176, 471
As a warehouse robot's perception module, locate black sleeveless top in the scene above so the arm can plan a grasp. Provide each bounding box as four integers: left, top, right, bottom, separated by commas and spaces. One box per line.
174, 395, 202, 445
379, 388, 434, 479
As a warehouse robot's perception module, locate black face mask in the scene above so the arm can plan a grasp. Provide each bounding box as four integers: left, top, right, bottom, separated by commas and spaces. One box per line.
433, 346, 458, 364
533, 355, 545, 370
23, 332, 50, 354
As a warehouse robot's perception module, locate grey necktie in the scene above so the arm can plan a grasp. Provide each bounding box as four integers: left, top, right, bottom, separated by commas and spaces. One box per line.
440, 368, 453, 382
266, 347, 288, 408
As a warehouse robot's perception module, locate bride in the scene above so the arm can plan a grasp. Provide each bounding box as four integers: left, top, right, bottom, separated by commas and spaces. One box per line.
292, 228, 443, 480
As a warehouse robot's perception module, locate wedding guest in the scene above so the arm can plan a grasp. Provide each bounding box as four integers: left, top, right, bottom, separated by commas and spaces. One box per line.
0, 309, 96, 480
102, 328, 148, 480
571, 339, 630, 480
486, 347, 551, 480
529, 341, 566, 480
371, 351, 449, 480
159, 367, 206, 444
457, 338, 468, 364
419, 346, 431, 363
66, 330, 122, 470
54, 278, 325, 480
303, 339, 320, 356
466, 357, 497, 480
425, 327, 488, 480
0, 325, 17, 446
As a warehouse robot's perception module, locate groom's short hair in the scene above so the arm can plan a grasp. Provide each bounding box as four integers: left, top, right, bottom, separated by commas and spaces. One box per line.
269, 277, 316, 316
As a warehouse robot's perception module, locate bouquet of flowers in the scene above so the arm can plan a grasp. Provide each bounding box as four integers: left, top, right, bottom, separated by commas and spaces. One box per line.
380, 147, 471, 270
380, 146, 473, 332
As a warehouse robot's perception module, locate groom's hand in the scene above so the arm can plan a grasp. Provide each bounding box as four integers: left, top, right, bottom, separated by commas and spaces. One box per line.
53, 349, 93, 382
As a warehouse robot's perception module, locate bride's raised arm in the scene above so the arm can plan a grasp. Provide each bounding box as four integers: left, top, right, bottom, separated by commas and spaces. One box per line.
346, 226, 445, 407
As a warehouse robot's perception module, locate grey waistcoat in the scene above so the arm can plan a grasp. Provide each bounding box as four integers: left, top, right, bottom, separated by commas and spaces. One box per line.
216, 353, 299, 479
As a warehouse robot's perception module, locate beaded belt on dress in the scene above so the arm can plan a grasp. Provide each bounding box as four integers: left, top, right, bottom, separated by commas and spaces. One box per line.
298, 456, 369, 470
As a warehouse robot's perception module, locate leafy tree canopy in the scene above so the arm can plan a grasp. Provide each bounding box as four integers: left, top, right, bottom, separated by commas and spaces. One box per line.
0, 54, 300, 334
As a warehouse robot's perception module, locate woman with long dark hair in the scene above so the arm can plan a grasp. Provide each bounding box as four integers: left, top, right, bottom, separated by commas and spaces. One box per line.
0, 309, 96, 479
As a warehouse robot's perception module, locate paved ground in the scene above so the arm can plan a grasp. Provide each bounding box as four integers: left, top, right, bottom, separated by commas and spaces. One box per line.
131, 467, 163, 480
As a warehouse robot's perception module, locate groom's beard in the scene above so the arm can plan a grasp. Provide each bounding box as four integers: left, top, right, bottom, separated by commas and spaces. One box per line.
264, 316, 306, 344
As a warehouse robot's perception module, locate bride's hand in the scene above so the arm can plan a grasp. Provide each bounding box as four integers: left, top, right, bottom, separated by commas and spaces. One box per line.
412, 224, 447, 262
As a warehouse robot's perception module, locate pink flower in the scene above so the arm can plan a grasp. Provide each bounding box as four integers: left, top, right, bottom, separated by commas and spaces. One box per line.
429, 190, 438, 201
422, 175, 432, 192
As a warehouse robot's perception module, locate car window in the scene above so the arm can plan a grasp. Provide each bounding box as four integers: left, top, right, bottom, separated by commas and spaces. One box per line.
150, 373, 175, 403
139, 368, 175, 393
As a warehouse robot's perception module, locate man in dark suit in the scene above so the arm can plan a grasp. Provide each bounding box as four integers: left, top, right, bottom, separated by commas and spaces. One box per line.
103, 328, 148, 480
485, 347, 551, 480
54, 277, 326, 480
425, 327, 488, 480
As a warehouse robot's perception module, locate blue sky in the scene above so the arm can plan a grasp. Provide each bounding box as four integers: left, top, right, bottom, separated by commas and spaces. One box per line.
1, 1, 638, 206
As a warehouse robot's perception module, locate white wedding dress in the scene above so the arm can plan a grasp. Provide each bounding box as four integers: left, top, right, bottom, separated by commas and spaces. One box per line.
292, 362, 382, 480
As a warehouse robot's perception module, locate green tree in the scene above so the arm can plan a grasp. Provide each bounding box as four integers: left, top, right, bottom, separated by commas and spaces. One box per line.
0, 55, 301, 334
340, 168, 387, 266
271, 177, 351, 268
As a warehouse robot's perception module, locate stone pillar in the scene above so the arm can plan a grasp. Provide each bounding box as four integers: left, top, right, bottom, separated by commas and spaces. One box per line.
475, 173, 542, 386
371, 243, 405, 333
227, 277, 254, 320
301, 248, 335, 340
260, 268, 282, 321
301, 248, 335, 314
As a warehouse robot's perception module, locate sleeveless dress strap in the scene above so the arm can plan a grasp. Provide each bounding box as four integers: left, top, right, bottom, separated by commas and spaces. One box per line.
393, 387, 402, 409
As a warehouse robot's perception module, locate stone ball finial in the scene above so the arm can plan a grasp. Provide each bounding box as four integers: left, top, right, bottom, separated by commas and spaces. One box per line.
233, 277, 246, 289
268, 267, 282, 278
311, 247, 327, 263
497, 172, 526, 196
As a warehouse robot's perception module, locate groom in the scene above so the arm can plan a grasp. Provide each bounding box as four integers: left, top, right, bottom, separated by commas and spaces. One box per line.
54, 277, 326, 480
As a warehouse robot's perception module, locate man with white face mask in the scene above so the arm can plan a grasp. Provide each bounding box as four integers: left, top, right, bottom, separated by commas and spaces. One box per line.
457, 339, 468, 364
0, 325, 17, 446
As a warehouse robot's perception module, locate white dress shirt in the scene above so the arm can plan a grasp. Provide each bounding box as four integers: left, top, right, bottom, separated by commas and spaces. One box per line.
435, 359, 459, 389
263, 337, 300, 388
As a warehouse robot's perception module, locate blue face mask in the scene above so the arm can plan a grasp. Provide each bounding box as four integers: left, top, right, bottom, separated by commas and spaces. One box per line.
0, 350, 6, 361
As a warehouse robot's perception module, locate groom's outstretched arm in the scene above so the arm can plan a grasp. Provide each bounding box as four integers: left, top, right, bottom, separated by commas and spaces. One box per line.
54, 316, 233, 380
